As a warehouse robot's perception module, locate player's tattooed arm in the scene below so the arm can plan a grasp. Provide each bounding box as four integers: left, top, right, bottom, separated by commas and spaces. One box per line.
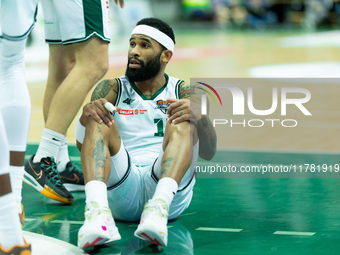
169, 82, 216, 160
167, 83, 200, 122
80, 79, 119, 127
168, 82, 203, 123
196, 115, 217, 161
91, 79, 118, 102
179, 83, 196, 99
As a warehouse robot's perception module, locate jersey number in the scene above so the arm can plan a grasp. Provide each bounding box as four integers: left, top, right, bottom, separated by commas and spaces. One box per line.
154, 118, 164, 137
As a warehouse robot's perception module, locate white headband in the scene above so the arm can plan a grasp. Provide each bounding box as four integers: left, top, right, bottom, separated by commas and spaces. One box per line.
131, 25, 175, 53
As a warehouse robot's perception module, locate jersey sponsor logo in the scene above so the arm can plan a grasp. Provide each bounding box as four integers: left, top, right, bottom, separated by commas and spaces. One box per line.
123, 98, 135, 105
118, 109, 147, 115
155, 100, 170, 114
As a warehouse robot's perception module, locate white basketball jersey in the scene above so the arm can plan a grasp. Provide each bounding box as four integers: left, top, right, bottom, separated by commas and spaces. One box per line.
114, 74, 183, 166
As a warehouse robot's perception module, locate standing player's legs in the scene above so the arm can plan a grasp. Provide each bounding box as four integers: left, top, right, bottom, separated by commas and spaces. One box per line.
45, 37, 108, 135
0, 114, 31, 254
0, 38, 31, 219
42, 44, 85, 191
43, 44, 75, 122
0, 0, 37, 223
0, 38, 31, 223
135, 121, 198, 246
41, 37, 108, 190
77, 117, 122, 249
26, 0, 110, 202
42, 0, 110, 135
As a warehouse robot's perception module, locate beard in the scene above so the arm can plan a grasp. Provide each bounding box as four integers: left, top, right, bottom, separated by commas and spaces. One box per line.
125, 51, 162, 82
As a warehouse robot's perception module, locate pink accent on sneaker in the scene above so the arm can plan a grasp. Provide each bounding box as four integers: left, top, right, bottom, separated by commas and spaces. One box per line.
83, 237, 104, 248
141, 232, 162, 246
102, 226, 107, 231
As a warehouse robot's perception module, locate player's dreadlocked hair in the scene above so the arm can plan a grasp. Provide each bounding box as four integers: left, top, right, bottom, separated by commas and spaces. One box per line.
136, 18, 176, 49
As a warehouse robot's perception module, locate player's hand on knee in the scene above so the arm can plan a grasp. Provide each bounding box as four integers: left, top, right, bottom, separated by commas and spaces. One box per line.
83, 99, 117, 127
166, 98, 201, 124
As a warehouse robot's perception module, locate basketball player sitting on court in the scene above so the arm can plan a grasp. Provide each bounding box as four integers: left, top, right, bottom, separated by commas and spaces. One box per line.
75, 18, 216, 249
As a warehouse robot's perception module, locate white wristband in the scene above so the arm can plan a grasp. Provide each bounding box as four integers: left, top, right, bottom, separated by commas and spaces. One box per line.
75, 116, 86, 144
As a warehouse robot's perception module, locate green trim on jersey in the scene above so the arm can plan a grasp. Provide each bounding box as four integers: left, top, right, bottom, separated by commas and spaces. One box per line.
83, 0, 105, 39
130, 74, 170, 100
114, 78, 122, 106
175, 80, 184, 99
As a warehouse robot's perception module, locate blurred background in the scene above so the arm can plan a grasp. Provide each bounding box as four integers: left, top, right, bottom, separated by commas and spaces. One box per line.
27, 0, 340, 42
26, 0, 340, 152
22, 2, 340, 254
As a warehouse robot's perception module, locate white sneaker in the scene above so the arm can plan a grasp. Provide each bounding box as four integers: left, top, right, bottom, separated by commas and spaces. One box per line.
134, 199, 169, 247
78, 202, 121, 249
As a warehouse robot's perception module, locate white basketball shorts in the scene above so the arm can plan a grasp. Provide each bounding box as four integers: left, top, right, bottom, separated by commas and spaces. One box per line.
41, 0, 110, 45
0, 0, 38, 41
106, 142, 199, 222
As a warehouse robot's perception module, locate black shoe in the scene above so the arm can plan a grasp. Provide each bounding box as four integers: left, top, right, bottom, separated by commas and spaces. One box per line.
24, 155, 74, 204
59, 162, 85, 192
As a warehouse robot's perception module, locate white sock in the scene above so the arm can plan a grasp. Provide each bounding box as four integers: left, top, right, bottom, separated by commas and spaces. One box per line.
9, 166, 24, 214
85, 180, 109, 209
57, 136, 71, 173
34, 128, 64, 163
152, 177, 178, 210
0, 193, 24, 249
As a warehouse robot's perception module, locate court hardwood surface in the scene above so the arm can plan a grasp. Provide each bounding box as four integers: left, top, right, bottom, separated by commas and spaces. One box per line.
23, 28, 340, 254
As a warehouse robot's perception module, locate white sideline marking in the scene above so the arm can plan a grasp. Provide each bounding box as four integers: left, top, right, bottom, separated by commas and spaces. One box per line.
274, 231, 315, 236
128, 224, 173, 229
50, 220, 84, 225
196, 227, 242, 232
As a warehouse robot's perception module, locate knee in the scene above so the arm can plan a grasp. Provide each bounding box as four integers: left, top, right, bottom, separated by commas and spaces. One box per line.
0, 39, 25, 59
84, 117, 111, 142
163, 121, 198, 152
167, 121, 190, 135
60, 59, 76, 80
78, 42, 109, 83
85, 117, 105, 132
80, 59, 108, 87
0, 40, 25, 72
165, 121, 195, 142
90, 58, 109, 80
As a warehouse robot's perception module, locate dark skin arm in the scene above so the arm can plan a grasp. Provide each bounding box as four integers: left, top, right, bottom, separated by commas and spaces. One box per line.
167, 83, 217, 160
77, 79, 121, 151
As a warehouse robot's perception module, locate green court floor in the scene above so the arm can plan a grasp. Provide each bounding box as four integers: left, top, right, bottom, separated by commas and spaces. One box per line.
22, 144, 340, 255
